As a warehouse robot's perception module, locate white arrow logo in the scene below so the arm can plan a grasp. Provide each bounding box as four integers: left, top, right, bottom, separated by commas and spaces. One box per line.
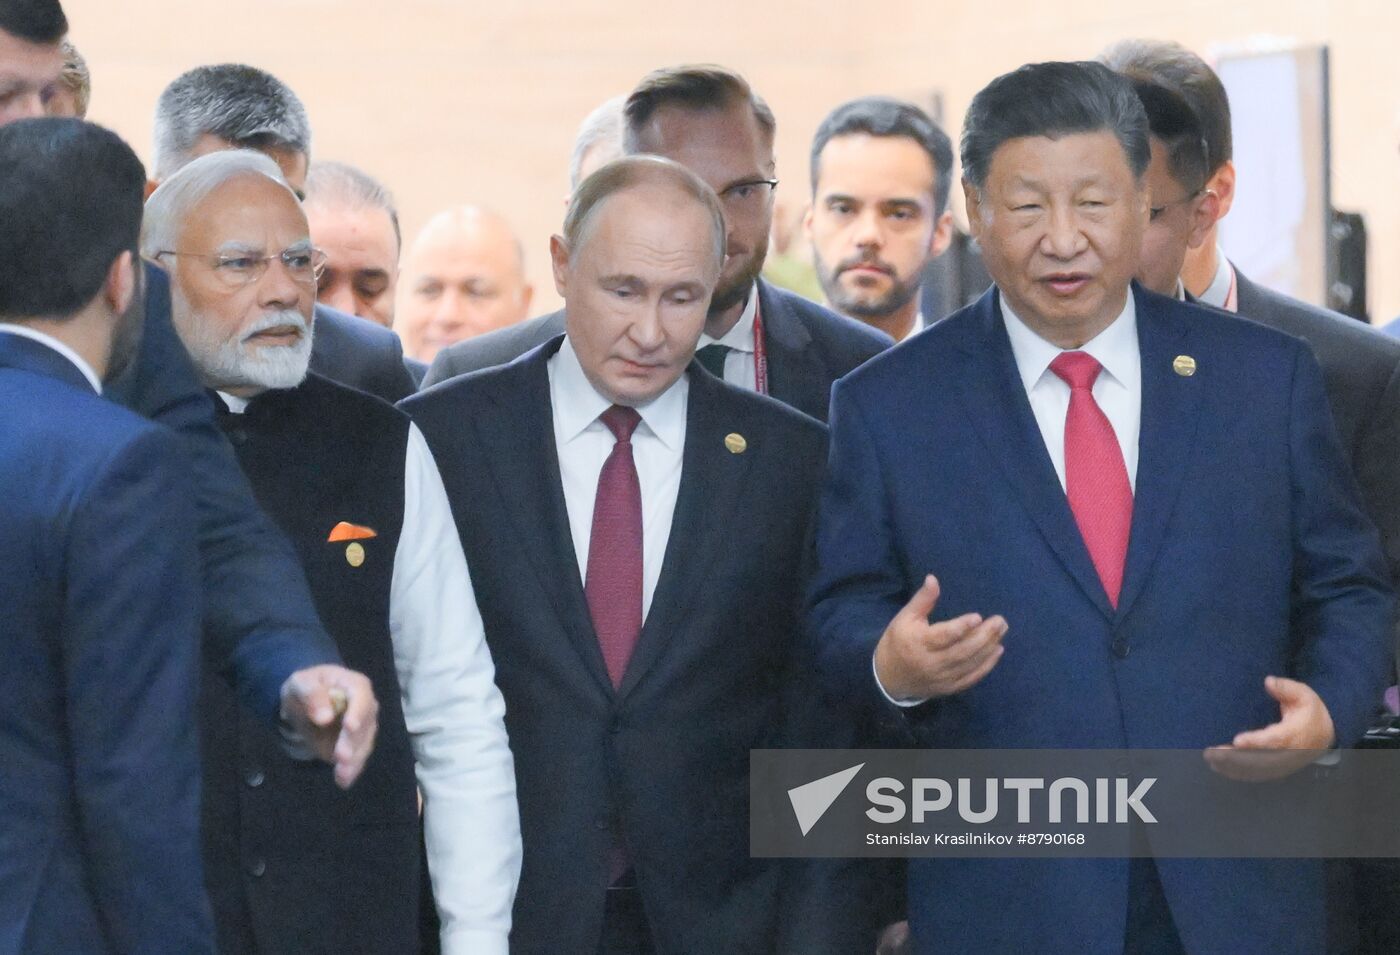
787, 763, 865, 836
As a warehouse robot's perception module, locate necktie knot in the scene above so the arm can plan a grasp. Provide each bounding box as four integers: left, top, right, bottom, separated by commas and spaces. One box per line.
600, 404, 642, 443
695, 343, 731, 379
1050, 351, 1103, 391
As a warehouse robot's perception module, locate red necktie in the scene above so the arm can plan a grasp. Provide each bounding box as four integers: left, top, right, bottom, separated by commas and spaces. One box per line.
1049, 352, 1133, 607
585, 405, 644, 687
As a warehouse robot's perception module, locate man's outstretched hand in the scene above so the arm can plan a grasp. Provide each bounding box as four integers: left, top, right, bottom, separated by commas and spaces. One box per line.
873, 575, 1007, 703
280, 665, 378, 789
1204, 676, 1335, 782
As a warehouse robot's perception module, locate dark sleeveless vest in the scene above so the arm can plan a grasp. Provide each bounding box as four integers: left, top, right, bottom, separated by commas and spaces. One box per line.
202, 372, 419, 955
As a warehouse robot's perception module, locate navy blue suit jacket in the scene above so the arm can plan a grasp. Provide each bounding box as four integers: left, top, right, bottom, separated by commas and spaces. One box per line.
419, 280, 893, 420
808, 286, 1394, 954
309, 303, 417, 403
105, 264, 338, 720
0, 333, 215, 954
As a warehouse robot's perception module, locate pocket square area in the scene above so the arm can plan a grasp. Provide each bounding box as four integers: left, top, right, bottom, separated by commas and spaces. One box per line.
327, 521, 377, 542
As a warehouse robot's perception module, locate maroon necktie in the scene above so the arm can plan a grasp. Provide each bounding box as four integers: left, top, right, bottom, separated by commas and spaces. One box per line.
1049, 352, 1133, 607
585, 405, 644, 687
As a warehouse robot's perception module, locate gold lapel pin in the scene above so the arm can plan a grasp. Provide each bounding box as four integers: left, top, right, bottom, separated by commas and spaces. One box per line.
345, 542, 366, 567
1172, 355, 1197, 377
724, 432, 747, 454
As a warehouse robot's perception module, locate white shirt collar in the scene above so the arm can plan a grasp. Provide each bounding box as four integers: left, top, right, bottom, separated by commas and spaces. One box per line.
999, 288, 1140, 395
1174, 278, 1187, 302
697, 283, 758, 353
1197, 246, 1234, 310
218, 391, 251, 414
550, 336, 688, 451
0, 323, 103, 393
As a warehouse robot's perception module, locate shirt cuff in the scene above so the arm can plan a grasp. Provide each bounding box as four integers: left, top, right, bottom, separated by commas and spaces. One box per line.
873, 653, 930, 708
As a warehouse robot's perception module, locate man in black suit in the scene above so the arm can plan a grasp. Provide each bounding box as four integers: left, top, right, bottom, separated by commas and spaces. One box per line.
405, 156, 869, 953
0, 0, 378, 786
423, 65, 891, 421
151, 62, 416, 403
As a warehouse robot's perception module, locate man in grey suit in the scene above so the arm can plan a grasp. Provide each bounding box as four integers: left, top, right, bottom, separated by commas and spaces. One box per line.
422, 65, 891, 422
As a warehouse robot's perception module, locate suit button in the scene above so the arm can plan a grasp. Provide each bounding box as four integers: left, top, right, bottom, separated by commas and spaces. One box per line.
248, 858, 266, 878
1111, 638, 1130, 660
594, 816, 610, 831
608, 715, 623, 734
244, 769, 265, 788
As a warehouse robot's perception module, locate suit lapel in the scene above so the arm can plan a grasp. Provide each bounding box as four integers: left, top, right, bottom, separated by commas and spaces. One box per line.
617, 367, 756, 698
473, 339, 615, 696
1114, 292, 1204, 621
952, 290, 1117, 619
757, 281, 830, 420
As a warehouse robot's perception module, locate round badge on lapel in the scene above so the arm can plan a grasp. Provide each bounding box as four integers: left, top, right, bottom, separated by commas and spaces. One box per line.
345, 542, 366, 567
725, 433, 747, 454
1172, 355, 1197, 377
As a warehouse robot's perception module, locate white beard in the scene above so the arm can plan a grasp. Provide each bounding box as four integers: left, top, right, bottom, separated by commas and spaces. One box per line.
173, 286, 313, 393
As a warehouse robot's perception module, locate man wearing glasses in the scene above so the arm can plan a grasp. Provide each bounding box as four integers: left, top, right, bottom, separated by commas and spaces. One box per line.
143, 149, 522, 955
423, 65, 893, 423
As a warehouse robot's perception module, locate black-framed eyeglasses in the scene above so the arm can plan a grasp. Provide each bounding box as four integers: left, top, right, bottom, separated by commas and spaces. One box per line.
152, 246, 328, 288
1149, 190, 1203, 222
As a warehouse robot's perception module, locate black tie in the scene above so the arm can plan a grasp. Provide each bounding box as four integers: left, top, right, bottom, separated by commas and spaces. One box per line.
695, 343, 730, 380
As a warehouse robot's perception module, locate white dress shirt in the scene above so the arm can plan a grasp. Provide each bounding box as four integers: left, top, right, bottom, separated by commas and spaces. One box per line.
696, 283, 759, 392
875, 288, 1143, 706
219, 395, 522, 955
0, 323, 103, 393
549, 338, 686, 619
1197, 246, 1237, 312
1000, 292, 1141, 492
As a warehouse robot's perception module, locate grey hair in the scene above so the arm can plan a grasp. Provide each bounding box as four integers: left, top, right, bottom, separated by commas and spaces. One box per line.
562, 155, 725, 269
568, 95, 626, 191
141, 149, 293, 258
153, 64, 311, 179
304, 160, 401, 249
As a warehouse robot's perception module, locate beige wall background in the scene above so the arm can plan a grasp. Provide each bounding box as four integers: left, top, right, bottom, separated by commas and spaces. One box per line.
64, 0, 1400, 322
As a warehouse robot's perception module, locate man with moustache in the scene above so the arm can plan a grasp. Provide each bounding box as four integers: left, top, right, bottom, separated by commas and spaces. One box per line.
422, 65, 891, 422
404, 156, 867, 954
805, 96, 955, 342
0, 116, 214, 955
153, 63, 417, 403
1, 0, 379, 790
145, 150, 521, 955
809, 61, 1392, 954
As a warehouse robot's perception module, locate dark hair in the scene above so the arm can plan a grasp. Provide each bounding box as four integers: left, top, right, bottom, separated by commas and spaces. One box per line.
0, 0, 67, 45
1130, 78, 1209, 194
810, 95, 955, 216
623, 64, 776, 153
961, 61, 1150, 191
1100, 39, 1232, 173
0, 118, 145, 318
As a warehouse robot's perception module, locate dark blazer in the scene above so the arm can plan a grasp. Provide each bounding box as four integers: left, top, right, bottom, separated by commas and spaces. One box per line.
403, 339, 870, 954
808, 286, 1394, 954
420, 280, 893, 421
309, 303, 417, 403
106, 263, 338, 721
203, 376, 419, 955
0, 333, 214, 955
405, 356, 428, 389
1233, 268, 1400, 670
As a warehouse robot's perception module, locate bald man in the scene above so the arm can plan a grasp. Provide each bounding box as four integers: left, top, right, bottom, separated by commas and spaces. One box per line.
395, 206, 533, 365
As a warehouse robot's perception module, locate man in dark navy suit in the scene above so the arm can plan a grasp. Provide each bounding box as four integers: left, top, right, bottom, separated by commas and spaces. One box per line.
151, 62, 417, 403
423, 65, 891, 420
0, 117, 214, 955
406, 156, 871, 954
809, 62, 1393, 955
